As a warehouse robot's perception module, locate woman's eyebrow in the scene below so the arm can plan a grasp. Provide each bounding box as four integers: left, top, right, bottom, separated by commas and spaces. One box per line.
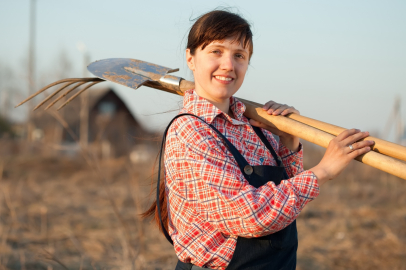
207, 44, 248, 53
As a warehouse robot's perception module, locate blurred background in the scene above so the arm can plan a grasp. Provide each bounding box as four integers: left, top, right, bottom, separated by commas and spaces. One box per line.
0, 0, 405, 269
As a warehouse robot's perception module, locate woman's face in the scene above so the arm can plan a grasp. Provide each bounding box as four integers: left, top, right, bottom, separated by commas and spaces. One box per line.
186, 37, 250, 105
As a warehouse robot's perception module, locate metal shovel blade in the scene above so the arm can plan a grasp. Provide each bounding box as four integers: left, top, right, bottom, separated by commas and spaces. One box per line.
87, 58, 178, 90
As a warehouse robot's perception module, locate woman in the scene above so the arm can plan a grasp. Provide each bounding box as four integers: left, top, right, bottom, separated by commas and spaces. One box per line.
143, 10, 374, 270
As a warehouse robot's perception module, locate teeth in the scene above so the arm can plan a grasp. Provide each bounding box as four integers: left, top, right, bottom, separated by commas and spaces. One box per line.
215, 76, 232, 81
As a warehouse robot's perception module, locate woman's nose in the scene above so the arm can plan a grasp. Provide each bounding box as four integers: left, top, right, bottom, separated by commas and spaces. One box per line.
220, 54, 234, 71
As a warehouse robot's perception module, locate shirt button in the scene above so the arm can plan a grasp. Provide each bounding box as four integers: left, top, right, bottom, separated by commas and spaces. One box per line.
244, 165, 253, 175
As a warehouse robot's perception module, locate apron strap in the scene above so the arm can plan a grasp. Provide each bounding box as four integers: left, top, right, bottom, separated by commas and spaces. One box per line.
251, 126, 290, 180
251, 126, 282, 166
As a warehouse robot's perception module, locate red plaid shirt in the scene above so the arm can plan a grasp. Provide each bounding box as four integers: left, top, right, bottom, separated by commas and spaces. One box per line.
164, 89, 319, 269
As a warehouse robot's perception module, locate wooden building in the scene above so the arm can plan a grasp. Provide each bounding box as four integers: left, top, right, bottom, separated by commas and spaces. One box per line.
32, 87, 153, 158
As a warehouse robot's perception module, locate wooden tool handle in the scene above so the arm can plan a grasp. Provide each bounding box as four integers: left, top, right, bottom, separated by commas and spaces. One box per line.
242, 99, 406, 163
288, 114, 406, 162
241, 99, 406, 180
179, 79, 195, 93
172, 79, 406, 180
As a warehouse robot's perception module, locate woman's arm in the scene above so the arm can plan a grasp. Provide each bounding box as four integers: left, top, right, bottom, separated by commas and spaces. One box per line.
248, 101, 374, 186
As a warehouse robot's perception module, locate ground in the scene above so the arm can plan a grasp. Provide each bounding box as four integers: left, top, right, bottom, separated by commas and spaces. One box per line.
0, 140, 405, 270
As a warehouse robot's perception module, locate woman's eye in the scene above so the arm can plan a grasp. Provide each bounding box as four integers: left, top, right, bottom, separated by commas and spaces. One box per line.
211, 50, 221, 55
235, 54, 245, 59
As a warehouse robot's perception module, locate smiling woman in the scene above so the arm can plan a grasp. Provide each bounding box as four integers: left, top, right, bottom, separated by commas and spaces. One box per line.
142, 9, 374, 270
184, 10, 252, 116
186, 38, 249, 115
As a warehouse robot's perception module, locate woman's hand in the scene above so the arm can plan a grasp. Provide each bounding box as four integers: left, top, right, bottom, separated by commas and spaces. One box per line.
310, 129, 375, 185
249, 100, 300, 152
262, 100, 300, 116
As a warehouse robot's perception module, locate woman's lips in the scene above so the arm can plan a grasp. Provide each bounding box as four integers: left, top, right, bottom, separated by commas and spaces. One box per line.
214, 75, 234, 84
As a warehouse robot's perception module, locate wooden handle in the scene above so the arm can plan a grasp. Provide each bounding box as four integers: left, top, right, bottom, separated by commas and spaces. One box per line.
288, 114, 406, 162
169, 79, 406, 180
179, 79, 195, 93
240, 98, 406, 180
242, 99, 406, 163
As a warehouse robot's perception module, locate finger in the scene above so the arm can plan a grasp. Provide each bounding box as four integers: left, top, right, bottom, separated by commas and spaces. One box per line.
249, 119, 279, 130
270, 104, 289, 115
345, 140, 374, 153
272, 105, 289, 115
249, 119, 266, 128
342, 131, 370, 147
335, 128, 361, 142
263, 101, 276, 110
265, 104, 281, 114
348, 146, 371, 159
281, 107, 300, 116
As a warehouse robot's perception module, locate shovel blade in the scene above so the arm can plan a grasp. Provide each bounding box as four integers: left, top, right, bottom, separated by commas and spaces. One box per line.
87, 58, 178, 90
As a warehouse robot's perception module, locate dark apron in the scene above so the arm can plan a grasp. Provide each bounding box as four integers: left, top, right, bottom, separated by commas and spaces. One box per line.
157, 114, 298, 270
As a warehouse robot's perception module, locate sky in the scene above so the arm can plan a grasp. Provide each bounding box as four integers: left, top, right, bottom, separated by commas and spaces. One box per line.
1, 0, 405, 142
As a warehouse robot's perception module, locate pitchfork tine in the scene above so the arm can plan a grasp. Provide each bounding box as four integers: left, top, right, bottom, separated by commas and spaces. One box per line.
15, 78, 104, 108
44, 81, 89, 110
33, 81, 78, 111
57, 81, 102, 111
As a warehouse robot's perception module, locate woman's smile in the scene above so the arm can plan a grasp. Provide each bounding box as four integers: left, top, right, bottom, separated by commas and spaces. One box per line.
213, 75, 234, 84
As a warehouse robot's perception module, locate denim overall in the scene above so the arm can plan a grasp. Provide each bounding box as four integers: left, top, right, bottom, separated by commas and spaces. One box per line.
157, 114, 298, 270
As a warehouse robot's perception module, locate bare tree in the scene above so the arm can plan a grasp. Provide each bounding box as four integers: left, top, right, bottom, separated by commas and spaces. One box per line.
0, 61, 26, 122
382, 96, 405, 145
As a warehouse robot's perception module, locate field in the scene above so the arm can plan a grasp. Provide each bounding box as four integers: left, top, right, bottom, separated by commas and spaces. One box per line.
0, 139, 405, 270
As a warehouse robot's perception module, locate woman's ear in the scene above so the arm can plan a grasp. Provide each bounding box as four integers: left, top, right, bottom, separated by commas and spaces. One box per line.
186, 49, 195, 71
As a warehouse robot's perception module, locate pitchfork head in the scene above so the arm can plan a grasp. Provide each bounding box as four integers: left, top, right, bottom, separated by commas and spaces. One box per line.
15, 58, 182, 111
15, 78, 104, 111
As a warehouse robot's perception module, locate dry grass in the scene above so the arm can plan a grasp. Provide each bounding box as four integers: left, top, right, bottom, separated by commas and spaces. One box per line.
0, 140, 405, 269
298, 142, 406, 270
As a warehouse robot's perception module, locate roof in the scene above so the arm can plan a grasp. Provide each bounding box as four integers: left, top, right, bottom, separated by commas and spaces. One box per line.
31, 86, 143, 129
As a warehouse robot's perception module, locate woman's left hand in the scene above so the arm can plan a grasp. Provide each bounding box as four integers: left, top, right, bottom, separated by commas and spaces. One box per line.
249, 100, 300, 152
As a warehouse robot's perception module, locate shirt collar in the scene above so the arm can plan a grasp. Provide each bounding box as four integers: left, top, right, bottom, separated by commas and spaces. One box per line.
182, 89, 248, 125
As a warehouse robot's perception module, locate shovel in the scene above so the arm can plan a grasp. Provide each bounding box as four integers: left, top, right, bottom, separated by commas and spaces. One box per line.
15, 58, 406, 180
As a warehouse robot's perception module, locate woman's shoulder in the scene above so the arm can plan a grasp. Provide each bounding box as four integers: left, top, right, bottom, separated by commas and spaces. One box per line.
167, 113, 218, 147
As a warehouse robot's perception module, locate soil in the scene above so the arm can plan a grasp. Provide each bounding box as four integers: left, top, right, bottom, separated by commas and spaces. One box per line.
0, 141, 405, 269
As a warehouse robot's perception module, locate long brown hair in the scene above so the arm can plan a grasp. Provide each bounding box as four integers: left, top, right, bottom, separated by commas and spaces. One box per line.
142, 9, 254, 234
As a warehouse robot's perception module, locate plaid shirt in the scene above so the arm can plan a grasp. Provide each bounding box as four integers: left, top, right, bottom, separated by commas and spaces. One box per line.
164, 89, 319, 269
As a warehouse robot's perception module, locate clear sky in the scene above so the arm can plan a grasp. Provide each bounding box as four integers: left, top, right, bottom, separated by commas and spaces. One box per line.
1, 0, 405, 142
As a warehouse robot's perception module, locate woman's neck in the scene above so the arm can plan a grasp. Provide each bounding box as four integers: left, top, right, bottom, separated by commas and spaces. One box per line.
194, 89, 231, 117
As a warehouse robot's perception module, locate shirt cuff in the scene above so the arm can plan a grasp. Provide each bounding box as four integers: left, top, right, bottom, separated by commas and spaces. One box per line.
290, 169, 320, 202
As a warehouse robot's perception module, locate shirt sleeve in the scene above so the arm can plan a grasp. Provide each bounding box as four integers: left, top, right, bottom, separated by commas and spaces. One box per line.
165, 116, 320, 238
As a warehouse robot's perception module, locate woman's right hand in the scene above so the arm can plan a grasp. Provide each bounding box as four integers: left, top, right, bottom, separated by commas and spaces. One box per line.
310, 129, 375, 185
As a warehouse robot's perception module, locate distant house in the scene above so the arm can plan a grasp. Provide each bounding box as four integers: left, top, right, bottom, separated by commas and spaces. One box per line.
32, 87, 155, 158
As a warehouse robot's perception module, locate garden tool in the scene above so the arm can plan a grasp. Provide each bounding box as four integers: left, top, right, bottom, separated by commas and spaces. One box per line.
15, 58, 406, 180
